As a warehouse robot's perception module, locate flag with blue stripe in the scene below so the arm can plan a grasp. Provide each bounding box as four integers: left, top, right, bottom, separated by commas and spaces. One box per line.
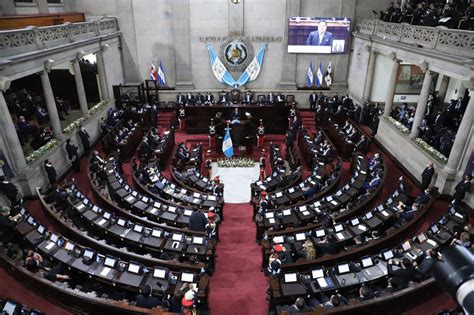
236, 44, 267, 86
316, 62, 323, 87
222, 127, 233, 158
207, 44, 236, 87
158, 62, 166, 86
306, 62, 314, 87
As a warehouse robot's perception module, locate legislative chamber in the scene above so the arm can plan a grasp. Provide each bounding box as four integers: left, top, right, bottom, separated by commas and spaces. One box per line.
0, 1, 473, 315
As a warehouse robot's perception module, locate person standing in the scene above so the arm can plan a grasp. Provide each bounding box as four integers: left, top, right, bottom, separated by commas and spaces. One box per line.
189, 207, 207, 232
309, 91, 318, 111
421, 163, 435, 190
66, 139, 80, 172
78, 125, 90, 155
0, 176, 20, 206
452, 175, 472, 205
44, 160, 57, 187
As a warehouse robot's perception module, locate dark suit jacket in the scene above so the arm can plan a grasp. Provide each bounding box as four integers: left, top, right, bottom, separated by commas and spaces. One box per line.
421, 167, 434, 187
0, 182, 18, 200
66, 143, 78, 160
306, 31, 333, 46
135, 294, 162, 309
388, 264, 415, 289
189, 211, 207, 231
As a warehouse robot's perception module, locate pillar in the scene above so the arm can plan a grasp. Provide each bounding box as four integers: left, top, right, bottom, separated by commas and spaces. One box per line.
228, 0, 244, 35
39, 71, 64, 139
37, 0, 49, 14
410, 70, 434, 139
172, 0, 194, 89
72, 59, 90, 118
278, 0, 301, 90
1, 0, 16, 15
362, 49, 377, 102
437, 74, 450, 109
96, 50, 109, 101
444, 89, 474, 173
0, 79, 27, 172
383, 56, 400, 116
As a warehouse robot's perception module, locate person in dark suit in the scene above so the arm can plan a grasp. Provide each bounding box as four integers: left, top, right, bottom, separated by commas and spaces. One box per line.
176, 93, 185, 105
65, 139, 80, 172
387, 258, 416, 289
415, 249, 437, 280
421, 163, 435, 190
189, 207, 207, 231
0, 176, 20, 206
204, 92, 214, 105
44, 160, 57, 187
135, 284, 162, 309
305, 21, 333, 46
355, 135, 368, 152
243, 91, 253, 104
78, 125, 90, 155
452, 175, 472, 205
287, 297, 314, 313
415, 189, 431, 205
309, 91, 318, 110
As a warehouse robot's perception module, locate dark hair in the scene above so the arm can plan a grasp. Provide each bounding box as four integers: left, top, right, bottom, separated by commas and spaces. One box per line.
331, 295, 341, 306
295, 297, 306, 310
142, 284, 152, 297
402, 258, 411, 268
25, 259, 39, 273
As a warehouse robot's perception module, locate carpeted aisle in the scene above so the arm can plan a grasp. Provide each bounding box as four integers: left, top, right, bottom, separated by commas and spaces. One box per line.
208, 203, 268, 315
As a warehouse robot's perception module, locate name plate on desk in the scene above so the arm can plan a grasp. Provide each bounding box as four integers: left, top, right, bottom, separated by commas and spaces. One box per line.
100, 267, 112, 277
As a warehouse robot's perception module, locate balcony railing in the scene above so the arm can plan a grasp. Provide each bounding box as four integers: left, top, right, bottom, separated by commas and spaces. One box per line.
0, 17, 119, 58
355, 19, 474, 59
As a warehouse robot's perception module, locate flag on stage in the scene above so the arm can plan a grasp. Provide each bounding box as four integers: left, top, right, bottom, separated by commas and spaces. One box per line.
222, 127, 233, 158
306, 62, 314, 87
150, 62, 158, 81
158, 61, 166, 86
236, 44, 267, 86
206, 44, 236, 87
325, 61, 332, 87
316, 62, 323, 87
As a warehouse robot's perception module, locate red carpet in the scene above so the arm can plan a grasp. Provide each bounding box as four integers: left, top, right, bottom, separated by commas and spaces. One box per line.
208, 203, 268, 315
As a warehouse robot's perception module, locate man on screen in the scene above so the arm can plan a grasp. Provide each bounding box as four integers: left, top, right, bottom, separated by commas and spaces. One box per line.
305, 21, 333, 47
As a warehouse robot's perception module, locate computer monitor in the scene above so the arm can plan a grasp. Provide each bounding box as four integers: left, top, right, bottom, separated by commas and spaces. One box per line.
104, 256, 117, 268
75, 191, 82, 198
365, 212, 373, 220
50, 233, 59, 243
272, 236, 284, 244
27, 216, 35, 225
65, 242, 75, 251
153, 268, 167, 279
402, 241, 412, 252
350, 218, 360, 226
311, 269, 324, 279
151, 229, 162, 238
132, 191, 138, 197
142, 196, 149, 203
284, 273, 298, 283
2, 300, 17, 314
193, 236, 204, 245
83, 249, 94, 259
382, 250, 394, 260
103, 212, 112, 220
430, 225, 439, 234
128, 263, 141, 274
295, 233, 306, 241
172, 234, 183, 242
417, 233, 427, 243
168, 206, 177, 213
181, 272, 195, 282
37, 225, 46, 235
361, 257, 373, 268
133, 225, 143, 233
334, 224, 343, 233
337, 263, 350, 274
124, 184, 130, 191
315, 229, 325, 237
117, 218, 126, 227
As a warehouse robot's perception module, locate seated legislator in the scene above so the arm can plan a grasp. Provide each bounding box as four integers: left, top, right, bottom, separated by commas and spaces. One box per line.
305, 21, 333, 47
243, 91, 253, 104
204, 92, 214, 105
136, 284, 162, 309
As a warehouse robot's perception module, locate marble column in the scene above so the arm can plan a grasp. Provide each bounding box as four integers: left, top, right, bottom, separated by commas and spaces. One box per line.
39, 71, 64, 139
0, 80, 27, 173
444, 88, 474, 173
410, 70, 434, 139
437, 74, 450, 108
172, 0, 194, 89
96, 51, 109, 101
37, 0, 49, 14
228, 0, 244, 35
72, 59, 90, 118
362, 49, 377, 102
383, 57, 400, 116
278, 0, 301, 90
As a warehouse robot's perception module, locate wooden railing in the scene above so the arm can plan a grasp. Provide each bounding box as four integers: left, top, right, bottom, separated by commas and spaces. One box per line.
0, 12, 85, 30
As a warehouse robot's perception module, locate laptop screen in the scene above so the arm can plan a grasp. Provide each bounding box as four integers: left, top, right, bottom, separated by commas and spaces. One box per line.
181, 272, 194, 282
154, 268, 167, 279
104, 257, 116, 268
172, 234, 183, 242
402, 241, 412, 252
315, 229, 325, 237
295, 233, 306, 241
361, 257, 373, 268
334, 224, 343, 232
193, 237, 204, 245
128, 263, 140, 274
311, 269, 324, 279
382, 250, 394, 260
337, 264, 350, 274
284, 273, 298, 283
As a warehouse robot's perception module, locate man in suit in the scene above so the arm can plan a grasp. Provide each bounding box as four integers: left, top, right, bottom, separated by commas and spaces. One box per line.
309, 91, 318, 110
452, 175, 472, 205
204, 92, 214, 105
43, 160, 57, 187
0, 176, 20, 206
135, 284, 162, 309
219, 92, 228, 105
176, 93, 185, 105
421, 163, 435, 190
189, 207, 207, 231
243, 91, 253, 104
415, 189, 432, 205
65, 139, 80, 172
355, 135, 368, 152
415, 249, 437, 280
78, 125, 90, 155
267, 92, 275, 104
195, 93, 204, 105
387, 258, 416, 289
306, 21, 333, 47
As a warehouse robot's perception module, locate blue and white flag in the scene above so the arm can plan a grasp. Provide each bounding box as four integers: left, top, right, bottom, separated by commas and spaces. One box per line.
158, 61, 166, 86
325, 61, 332, 87
222, 127, 233, 158
306, 62, 314, 87
206, 44, 236, 87
316, 62, 323, 87
236, 44, 267, 86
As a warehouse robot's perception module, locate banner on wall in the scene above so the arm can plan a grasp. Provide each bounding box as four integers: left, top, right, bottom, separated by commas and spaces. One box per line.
206, 43, 266, 87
